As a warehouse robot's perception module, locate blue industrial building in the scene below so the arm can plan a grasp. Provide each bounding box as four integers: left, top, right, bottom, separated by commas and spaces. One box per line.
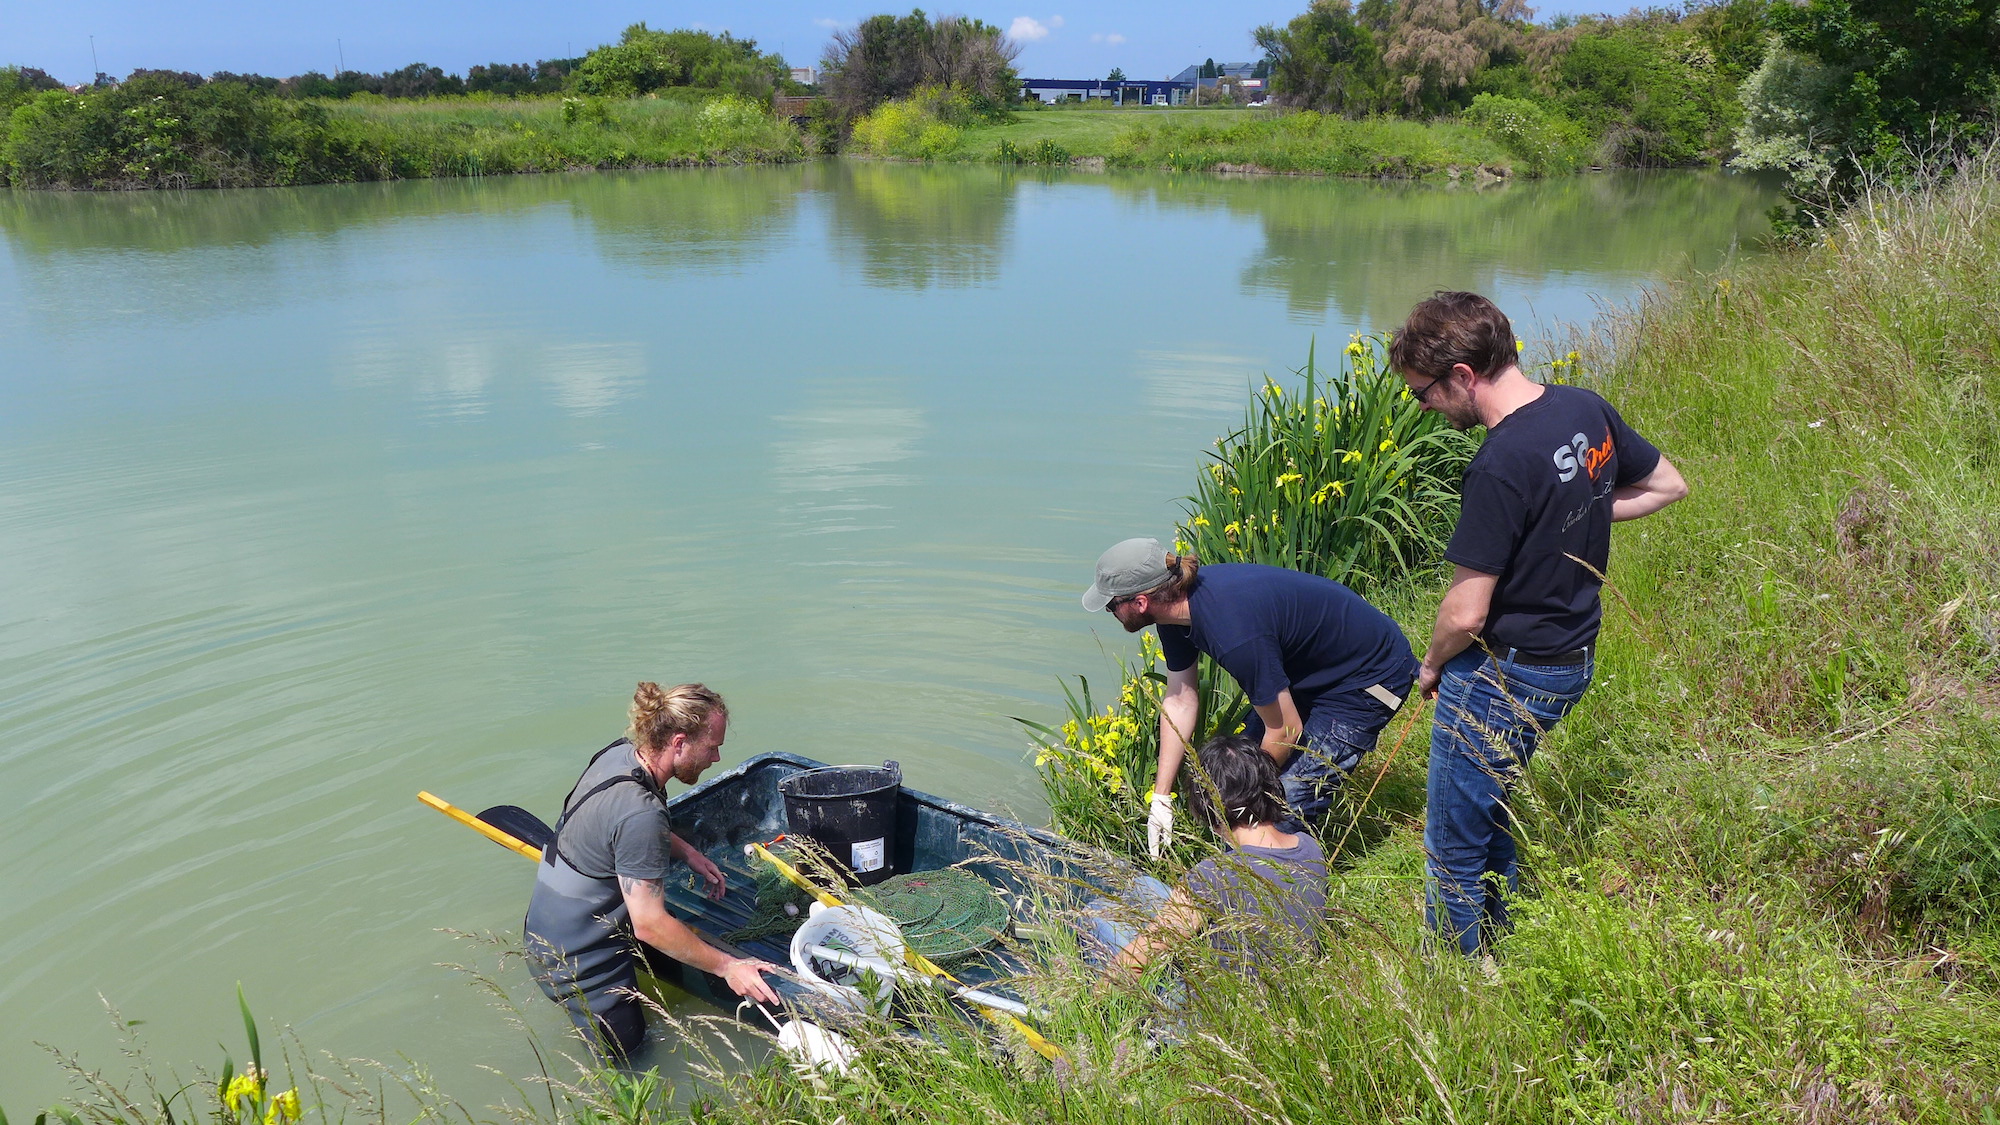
1018, 77, 1194, 106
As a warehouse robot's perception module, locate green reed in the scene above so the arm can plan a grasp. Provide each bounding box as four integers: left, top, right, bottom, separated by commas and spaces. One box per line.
1177, 335, 1476, 592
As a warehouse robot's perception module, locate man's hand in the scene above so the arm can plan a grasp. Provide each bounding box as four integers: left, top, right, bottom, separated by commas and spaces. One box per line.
686, 850, 727, 901
721, 956, 782, 1006
1147, 793, 1175, 859
1417, 662, 1442, 701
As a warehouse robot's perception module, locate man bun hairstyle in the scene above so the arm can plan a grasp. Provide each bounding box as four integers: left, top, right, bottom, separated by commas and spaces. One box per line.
629, 682, 727, 752
1186, 732, 1287, 832
1147, 551, 1201, 603
1387, 290, 1519, 383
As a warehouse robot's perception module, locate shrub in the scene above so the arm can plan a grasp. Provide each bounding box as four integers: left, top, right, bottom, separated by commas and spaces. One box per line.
1177, 336, 1476, 591
847, 85, 978, 158
1464, 92, 1589, 175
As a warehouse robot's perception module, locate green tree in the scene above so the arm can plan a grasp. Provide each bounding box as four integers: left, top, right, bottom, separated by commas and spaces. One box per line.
1379, 0, 1535, 115
1550, 19, 1742, 166
1254, 1, 1388, 116
569, 24, 788, 100
1108, 66, 1126, 82
820, 11, 1019, 119
1202, 57, 1218, 79
1769, 0, 2000, 182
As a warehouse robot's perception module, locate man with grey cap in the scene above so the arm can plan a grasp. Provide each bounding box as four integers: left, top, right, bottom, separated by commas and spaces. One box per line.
1084, 537, 1418, 858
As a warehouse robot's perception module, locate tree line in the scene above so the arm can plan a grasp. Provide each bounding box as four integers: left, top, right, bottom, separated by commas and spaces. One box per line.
1252, 0, 1999, 222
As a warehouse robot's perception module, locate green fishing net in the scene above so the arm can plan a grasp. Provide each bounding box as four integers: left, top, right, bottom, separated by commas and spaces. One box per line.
728, 849, 1011, 967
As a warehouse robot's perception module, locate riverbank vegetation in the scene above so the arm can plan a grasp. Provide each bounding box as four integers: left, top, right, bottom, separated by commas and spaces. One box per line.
0, 25, 805, 189
25, 142, 2000, 1125
0, 74, 803, 189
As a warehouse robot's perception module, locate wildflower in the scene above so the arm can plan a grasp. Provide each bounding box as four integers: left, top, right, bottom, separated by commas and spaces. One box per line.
1223, 521, 1241, 538
1190, 514, 1210, 527
1378, 438, 1396, 453
265, 1091, 301, 1125
1341, 449, 1362, 464
1274, 472, 1303, 488
1311, 481, 1346, 504
224, 1073, 264, 1109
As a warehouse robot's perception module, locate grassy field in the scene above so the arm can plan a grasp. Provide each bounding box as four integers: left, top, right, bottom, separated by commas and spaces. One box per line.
31, 159, 2000, 1124
857, 105, 1519, 178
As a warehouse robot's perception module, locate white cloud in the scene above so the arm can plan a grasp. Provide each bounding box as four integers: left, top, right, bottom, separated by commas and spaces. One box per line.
1010, 17, 1051, 41
1050, 15, 1065, 27
813, 17, 842, 29
1090, 32, 1127, 45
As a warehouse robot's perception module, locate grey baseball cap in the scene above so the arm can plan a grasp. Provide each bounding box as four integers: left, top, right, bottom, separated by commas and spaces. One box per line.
1081, 537, 1168, 611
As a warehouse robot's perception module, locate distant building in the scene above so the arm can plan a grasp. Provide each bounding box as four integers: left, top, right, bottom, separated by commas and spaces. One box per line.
1171, 62, 1260, 88
789, 67, 818, 86
1018, 77, 1194, 106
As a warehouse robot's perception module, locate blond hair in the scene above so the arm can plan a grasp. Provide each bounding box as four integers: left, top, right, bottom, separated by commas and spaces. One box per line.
628, 682, 728, 752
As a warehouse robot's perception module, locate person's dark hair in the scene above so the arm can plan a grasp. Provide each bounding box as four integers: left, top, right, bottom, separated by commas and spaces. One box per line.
1185, 733, 1286, 832
1143, 552, 1201, 603
1387, 290, 1519, 383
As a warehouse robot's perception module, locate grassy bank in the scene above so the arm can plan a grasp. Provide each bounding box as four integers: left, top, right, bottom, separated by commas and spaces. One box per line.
0, 81, 805, 189
852, 104, 1523, 178
29, 161, 2000, 1124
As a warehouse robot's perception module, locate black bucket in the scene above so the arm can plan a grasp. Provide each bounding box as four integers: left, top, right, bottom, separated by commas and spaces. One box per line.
779, 761, 902, 887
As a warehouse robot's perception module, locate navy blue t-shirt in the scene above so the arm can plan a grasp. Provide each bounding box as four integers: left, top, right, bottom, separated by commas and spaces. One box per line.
1444, 384, 1662, 655
1156, 563, 1418, 725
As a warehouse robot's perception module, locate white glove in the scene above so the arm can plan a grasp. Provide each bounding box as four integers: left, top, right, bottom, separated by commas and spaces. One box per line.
1147, 793, 1175, 859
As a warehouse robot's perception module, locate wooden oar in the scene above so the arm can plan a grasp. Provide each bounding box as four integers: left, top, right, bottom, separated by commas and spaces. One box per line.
418, 791, 543, 860
745, 838, 1064, 1061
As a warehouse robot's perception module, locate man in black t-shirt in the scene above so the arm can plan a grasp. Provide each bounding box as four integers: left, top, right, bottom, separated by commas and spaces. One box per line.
1083, 539, 1418, 857
1389, 291, 1688, 956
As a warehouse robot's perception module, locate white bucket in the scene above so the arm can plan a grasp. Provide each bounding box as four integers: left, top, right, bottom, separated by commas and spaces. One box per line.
788, 901, 904, 1016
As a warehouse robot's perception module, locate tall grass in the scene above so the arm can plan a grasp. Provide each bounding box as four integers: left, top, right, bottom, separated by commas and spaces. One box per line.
0, 84, 803, 189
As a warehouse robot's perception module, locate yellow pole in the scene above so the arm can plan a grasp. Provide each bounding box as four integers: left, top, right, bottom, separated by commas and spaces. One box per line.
418, 791, 542, 861
746, 839, 1063, 1061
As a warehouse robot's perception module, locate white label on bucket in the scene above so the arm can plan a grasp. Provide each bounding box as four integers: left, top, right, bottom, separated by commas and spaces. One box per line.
850, 837, 886, 873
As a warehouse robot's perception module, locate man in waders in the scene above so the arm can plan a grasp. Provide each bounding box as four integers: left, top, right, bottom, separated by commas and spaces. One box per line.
1389, 291, 1687, 956
524, 682, 780, 1058
1083, 540, 1419, 858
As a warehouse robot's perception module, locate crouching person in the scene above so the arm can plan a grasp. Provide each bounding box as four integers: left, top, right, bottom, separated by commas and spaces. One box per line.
1090, 733, 1329, 977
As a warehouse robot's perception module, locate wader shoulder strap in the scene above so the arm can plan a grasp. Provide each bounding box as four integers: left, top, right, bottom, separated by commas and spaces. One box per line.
545, 740, 668, 874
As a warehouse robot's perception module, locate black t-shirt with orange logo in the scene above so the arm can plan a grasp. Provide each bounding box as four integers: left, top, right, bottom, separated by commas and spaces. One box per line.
1443, 384, 1662, 655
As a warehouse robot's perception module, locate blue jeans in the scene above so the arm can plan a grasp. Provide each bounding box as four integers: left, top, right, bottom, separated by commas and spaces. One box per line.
1246, 704, 1391, 832
1084, 875, 1173, 962
1423, 647, 1593, 955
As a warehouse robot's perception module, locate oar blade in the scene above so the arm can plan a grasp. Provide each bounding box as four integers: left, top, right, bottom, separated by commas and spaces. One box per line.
477, 805, 554, 851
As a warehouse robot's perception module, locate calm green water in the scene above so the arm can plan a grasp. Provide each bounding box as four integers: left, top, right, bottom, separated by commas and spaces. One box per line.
0, 163, 1774, 1110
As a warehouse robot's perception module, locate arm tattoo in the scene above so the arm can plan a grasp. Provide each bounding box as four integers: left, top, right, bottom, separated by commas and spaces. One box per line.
619, 874, 665, 903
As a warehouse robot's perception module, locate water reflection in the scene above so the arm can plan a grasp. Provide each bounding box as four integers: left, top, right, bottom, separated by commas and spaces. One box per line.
818, 162, 1016, 289
570, 166, 806, 271
1136, 349, 1264, 419
770, 380, 926, 536
1108, 170, 1775, 326
544, 343, 644, 417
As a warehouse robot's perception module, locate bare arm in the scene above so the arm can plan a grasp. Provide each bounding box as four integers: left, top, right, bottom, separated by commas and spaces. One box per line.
621, 875, 779, 1005
670, 833, 727, 901
1251, 688, 1304, 769
1110, 886, 1208, 976
1417, 566, 1499, 698
1611, 455, 1689, 522
1154, 664, 1201, 797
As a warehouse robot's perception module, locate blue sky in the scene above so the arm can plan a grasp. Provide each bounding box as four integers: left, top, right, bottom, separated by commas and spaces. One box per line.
7, 1, 1621, 87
